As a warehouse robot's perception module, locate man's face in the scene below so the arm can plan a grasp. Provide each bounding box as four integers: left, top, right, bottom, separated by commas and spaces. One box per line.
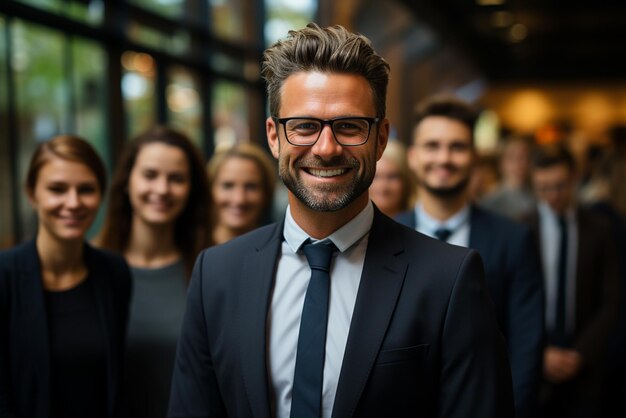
532, 163, 575, 215
266, 71, 389, 212
408, 116, 474, 198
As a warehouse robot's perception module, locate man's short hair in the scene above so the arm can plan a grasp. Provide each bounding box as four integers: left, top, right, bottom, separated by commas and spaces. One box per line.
413, 95, 479, 143
262, 23, 390, 119
531, 143, 577, 172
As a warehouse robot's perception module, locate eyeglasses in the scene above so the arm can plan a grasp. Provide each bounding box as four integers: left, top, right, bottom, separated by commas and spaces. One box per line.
273, 116, 380, 146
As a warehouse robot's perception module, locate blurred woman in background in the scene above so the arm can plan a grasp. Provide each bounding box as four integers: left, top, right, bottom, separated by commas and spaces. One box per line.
98, 125, 211, 418
207, 142, 276, 245
0, 135, 131, 418
370, 140, 416, 218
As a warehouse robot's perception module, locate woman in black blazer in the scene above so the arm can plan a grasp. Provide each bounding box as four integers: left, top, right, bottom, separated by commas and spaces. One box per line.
0, 135, 132, 418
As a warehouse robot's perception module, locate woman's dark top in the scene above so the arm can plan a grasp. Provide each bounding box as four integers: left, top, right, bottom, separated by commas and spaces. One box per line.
124, 260, 187, 418
45, 278, 107, 418
0, 240, 132, 418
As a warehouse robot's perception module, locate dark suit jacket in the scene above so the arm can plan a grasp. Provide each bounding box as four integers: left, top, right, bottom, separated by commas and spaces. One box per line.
0, 239, 132, 418
169, 208, 513, 418
524, 208, 620, 398
396, 206, 545, 418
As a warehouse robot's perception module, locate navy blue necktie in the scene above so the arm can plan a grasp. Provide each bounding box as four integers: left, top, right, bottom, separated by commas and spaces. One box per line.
552, 216, 569, 346
434, 228, 452, 242
290, 240, 337, 418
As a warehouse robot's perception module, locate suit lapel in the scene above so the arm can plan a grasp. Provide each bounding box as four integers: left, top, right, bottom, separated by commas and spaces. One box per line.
332, 210, 408, 418
239, 222, 283, 418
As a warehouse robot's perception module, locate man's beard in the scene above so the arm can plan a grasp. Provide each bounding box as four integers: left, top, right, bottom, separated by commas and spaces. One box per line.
279, 155, 373, 212
420, 175, 469, 199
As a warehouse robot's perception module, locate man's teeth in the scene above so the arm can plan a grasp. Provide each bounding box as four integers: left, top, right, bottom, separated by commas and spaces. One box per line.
308, 168, 346, 177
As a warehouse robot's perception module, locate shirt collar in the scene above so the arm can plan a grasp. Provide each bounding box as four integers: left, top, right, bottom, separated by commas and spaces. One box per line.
283, 200, 374, 254
415, 201, 470, 234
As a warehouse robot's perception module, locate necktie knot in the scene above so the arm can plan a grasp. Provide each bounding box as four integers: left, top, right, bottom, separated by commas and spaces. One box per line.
434, 228, 452, 242
303, 240, 337, 273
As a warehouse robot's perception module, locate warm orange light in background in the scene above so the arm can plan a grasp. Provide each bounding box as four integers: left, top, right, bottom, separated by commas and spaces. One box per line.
166, 86, 200, 113
535, 124, 562, 145
498, 89, 553, 133
481, 84, 626, 146
573, 93, 614, 135
476, 0, 505, 5
121, 51, 155, 76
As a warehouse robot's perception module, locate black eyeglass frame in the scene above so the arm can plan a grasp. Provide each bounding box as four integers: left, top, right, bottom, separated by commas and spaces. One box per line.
272, 116, 381, 147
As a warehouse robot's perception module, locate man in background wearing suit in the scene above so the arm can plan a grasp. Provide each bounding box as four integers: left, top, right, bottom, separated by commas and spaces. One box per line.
525, 144, 619, 418
396, 96, 544, 418
168, 24, 513, 418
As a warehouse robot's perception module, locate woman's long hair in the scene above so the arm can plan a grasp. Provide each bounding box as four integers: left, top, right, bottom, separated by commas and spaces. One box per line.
98, 126, 212, 277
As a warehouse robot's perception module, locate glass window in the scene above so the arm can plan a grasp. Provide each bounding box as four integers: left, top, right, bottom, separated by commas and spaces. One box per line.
14, 0, 104, 24
167, 65, 203, 145
212, 80, 249, 152
265, 0, 317, 46
72, 37, 109, 168
210, 0, 255, 42
0, 16, 14, 247
121, 50, 157, 140
127, 21, 190, 55
3, 0, 272, 244
13, 20, 70, 239
13, 0, 63, 14
64, 0, 105, 26
127, 0, 185, 19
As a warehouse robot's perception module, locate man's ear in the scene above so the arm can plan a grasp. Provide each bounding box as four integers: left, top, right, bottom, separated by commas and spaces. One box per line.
266, 117, 280, 159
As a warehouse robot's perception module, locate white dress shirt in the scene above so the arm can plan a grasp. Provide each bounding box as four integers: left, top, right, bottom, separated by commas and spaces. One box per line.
267, 201, 373, 418
414, 202, 471, 247
537, 202, 578, 336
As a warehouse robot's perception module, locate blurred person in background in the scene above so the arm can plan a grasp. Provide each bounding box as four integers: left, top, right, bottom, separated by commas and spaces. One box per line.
481, 135, 536, 219
369, 139, 416, 218
467, 153, 499, 203
207, 142, 276, 245
396, 95, 544, 418
579, 149, 626, 418
0, 135, 131, 418
524, 143, 619, 418
97, 125, 212, 418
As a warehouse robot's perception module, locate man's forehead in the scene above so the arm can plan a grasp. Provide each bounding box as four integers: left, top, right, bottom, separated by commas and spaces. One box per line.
413, 116, 472, 143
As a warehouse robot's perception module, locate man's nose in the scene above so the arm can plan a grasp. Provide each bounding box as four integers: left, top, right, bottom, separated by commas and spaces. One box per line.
311, 125, 342, 158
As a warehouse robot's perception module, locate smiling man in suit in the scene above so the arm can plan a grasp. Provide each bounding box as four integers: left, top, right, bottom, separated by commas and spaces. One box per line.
168, 24, 513, 418
395, 96, 545, 418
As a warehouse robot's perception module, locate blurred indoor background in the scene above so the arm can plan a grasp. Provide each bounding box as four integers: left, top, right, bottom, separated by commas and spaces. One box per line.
2, 0, 626, 247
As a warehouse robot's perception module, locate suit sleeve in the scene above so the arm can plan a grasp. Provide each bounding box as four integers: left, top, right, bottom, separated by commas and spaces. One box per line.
506, 227, 544, 418
168, 250, 227, 418
438, 250, 514, 418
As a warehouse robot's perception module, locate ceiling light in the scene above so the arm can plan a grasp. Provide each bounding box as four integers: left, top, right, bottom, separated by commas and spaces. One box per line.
491, 11, 514, 27
509, 23, 528, 42
476, 0, 505, 6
